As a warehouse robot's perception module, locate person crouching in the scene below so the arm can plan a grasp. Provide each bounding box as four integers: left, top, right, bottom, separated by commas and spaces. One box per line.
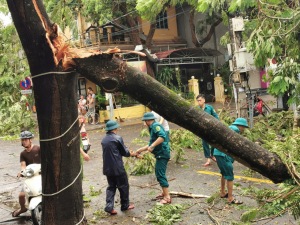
136, 112, 171, 204
101, 121, 135, 214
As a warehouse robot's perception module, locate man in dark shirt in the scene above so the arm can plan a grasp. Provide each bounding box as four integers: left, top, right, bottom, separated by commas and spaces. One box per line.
12, 131, 41, 217
101, 121, 135, 214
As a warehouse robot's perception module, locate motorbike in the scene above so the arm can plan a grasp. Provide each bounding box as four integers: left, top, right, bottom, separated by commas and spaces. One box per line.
81, 132, 91, 154
247, 94, 271, 117
20, 164, 42, 225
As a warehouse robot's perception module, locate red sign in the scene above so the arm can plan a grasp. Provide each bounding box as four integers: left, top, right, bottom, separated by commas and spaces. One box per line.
20, 77, 31, 90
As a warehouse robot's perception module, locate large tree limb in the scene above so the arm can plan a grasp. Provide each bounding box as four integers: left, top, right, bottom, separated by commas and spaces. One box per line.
73, 55, 290, 183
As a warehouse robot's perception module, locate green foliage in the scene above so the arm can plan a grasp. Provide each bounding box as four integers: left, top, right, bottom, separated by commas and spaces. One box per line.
156, 67, 174, 87
240, 209, 259, 222
131, 152, 156, 175
241, 168, 257, 178
44, 0, 78, 37
0, 16, 35, 136
206, 192, 220, 204
140, 128, 150, 138
92, 209, 108, 219
220, 31, 230, 47
241, 111, 300, 220
145, 203, 184, 225
132, 138, 148, 146
89, 185, 102, 197
169, 128, 202, 163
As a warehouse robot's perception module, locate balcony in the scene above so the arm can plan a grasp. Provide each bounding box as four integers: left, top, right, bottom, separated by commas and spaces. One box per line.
73, 27, 135, 51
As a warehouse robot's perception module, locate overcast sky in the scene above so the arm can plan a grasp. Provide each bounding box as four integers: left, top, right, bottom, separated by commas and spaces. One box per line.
0, 12, 12, 26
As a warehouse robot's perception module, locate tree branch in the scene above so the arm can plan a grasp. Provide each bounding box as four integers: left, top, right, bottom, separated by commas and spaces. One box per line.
189, 9, 200, 47
199, 18, 223, 47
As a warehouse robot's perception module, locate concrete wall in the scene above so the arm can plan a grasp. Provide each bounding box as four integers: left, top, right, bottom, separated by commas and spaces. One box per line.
176, 5, 228, 66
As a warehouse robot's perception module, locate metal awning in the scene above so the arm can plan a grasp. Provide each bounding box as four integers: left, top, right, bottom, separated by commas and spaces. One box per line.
155, 47, 222, 59
154, 47, 223, 66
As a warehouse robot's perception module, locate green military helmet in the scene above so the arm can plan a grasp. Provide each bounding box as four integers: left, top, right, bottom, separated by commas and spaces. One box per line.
105, 120, 120, 131
20, 131, 34, 139
142, 112, 156, 121
232, 118, 249, 128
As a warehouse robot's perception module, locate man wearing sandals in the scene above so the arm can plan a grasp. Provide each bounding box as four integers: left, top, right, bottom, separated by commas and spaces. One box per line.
13, 131, 40, 217
102, 121, 135, 214
136, 112, 171, 204
196, 94, 219, 166
214, 118, 249, 204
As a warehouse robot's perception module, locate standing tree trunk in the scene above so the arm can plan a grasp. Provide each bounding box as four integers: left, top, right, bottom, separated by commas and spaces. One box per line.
189, 9, 200, 47
7, 0, 85, 224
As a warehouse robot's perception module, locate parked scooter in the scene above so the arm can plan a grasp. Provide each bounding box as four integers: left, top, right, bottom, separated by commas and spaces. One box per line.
20, 164, 42, 225
247, 93, 271, 117
81, 133, 91, 154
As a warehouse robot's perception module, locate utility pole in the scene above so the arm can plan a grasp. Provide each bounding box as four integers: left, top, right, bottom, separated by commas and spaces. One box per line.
228, 17, 249, 118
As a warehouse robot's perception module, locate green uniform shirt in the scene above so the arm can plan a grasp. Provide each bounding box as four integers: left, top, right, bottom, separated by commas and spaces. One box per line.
213, 125, 239, 161
149, 121, 170, 159
199, 104, 219, 120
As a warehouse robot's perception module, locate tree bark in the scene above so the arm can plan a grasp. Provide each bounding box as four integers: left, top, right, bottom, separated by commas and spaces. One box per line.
189, 8, 223, 47
199, 18, 223, 47
120, 3, 156, 78
7, 0, 85, 224
73, 55, 290, 184
189, 9, 200, 47
145, 22, 156, 49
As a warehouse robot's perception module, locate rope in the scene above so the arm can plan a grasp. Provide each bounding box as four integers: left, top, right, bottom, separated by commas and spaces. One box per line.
39, 117, 79, 142
75, 210, 85, 225
42, 166, 82, 196
32, 71, 74, 78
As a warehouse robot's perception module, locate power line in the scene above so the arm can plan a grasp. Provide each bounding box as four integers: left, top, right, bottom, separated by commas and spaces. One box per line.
66, 6, 189, 42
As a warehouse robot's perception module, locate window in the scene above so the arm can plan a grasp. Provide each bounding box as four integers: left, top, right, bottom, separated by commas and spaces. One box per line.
156, 11, 168, 29
78, 78, 87, 99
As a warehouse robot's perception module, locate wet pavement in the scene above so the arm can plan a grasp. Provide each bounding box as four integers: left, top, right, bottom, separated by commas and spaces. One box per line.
1, 96, 296, 225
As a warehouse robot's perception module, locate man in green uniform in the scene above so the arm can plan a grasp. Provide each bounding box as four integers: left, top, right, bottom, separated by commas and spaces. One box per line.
197, 94, 219, 166
136, 112, 171, 204
213, 118, 249, 204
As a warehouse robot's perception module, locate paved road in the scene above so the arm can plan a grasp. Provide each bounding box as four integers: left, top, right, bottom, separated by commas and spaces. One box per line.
0, 121, 296, 224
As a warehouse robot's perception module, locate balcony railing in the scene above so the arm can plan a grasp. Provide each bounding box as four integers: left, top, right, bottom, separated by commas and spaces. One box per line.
71, 31, 133, 49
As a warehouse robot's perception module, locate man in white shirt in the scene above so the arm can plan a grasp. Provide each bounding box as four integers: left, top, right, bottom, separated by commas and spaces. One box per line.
151, 111, 169, 140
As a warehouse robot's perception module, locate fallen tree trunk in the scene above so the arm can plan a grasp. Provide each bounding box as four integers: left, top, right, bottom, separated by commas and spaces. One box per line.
73, 54, 290, 183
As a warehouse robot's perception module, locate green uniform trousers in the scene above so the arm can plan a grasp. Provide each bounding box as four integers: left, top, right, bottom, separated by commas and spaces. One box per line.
202, 140, 214, 158
215, 156, 234, 181
155, 158, 169, 187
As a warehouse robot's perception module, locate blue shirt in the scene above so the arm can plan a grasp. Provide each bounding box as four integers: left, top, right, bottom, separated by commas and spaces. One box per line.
199, 104, 219, 120
213, 125, 240, 161
149, 121, 170, 159
101, 132, 130, 176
